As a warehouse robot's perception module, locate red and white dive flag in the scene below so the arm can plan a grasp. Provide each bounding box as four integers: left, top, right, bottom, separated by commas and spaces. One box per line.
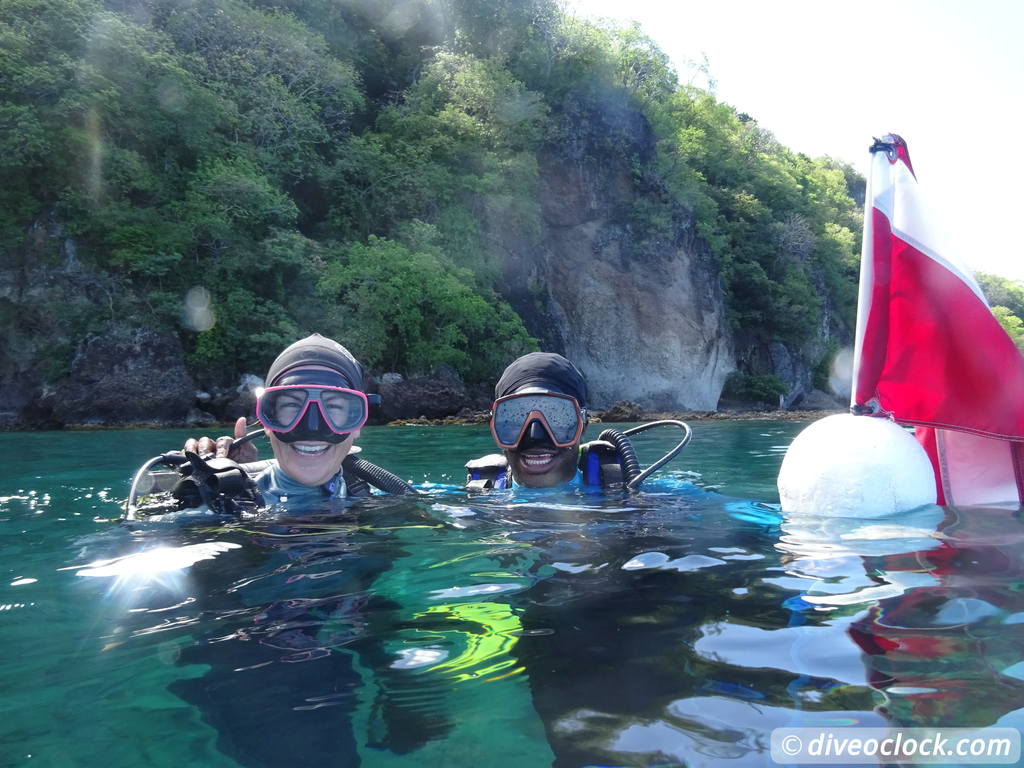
852, 134, 1024, 506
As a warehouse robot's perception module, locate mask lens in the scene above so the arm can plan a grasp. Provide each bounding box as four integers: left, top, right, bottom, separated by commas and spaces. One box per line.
318, 389, 365, 432
492, 394, 581, 447
261, 388, 312, 431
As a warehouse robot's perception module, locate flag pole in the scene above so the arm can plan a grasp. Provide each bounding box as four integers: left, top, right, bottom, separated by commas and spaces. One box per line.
847, 140, 880, 411
851, 138, 901, 415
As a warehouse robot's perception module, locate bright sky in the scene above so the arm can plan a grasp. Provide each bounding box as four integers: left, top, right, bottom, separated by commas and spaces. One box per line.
570, 0, 1024, 281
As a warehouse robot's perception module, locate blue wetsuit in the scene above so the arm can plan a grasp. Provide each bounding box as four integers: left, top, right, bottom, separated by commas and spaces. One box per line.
511, 470, 584, 491
253, 460, 349, 507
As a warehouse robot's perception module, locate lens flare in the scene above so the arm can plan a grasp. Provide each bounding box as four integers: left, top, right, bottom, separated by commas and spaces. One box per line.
183, 285, 216, 331
85, 107, 104, 203
156, 78, 186, 113
829, 347, 854, 400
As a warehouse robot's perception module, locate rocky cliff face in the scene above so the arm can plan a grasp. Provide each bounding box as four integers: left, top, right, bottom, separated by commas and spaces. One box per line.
731, 258, 851, 410
0, 224, 202, 428
496, 101, 735, 410
52, 327, 196, 426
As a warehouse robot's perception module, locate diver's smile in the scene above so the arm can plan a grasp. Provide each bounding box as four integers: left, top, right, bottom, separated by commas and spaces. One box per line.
290, 442, 330, 457
507, 440, 579, 488
267, 429, 356, 487
518, 449, 558, 472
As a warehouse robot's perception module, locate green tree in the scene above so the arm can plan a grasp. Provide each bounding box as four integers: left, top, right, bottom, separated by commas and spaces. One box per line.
979, 273, 1024, 319
993, 305, 1024, 352
317, 234, 536, 383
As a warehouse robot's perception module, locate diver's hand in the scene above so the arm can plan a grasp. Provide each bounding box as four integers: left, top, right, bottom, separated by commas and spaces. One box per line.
183, 417, 258, 463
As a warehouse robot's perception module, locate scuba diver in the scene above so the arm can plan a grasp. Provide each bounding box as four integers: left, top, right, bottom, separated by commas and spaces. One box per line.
124, 333, 414, 519
122, 336, 439, 766
466, 352, 691, 491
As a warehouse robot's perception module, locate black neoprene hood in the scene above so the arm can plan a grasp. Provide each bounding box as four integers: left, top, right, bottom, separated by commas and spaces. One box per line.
494, 352, 588, 406
265, 334, 365, 390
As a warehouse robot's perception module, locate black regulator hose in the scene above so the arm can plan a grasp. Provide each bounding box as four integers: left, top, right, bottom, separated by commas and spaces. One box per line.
597, 420, 693, 491
597, 427, 643, 487
622, 420, 692, 491
343, 455, 418, 495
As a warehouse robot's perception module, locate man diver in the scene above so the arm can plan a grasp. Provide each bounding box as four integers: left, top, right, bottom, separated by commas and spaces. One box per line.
181, 333, 410, 508
467, 352, 593, 489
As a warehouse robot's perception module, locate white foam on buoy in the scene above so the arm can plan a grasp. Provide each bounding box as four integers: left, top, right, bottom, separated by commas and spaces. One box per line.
778, 413, 937, 518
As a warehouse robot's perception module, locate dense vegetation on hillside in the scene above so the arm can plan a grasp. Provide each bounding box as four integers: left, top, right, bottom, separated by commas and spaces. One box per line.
2, 0, 866, 386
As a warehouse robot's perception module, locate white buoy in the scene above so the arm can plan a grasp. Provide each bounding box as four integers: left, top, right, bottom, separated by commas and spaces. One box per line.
778, 413, 937, 517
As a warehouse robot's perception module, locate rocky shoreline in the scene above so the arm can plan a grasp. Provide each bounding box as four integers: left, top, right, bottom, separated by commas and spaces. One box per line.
23, 405, 843, 432
383, 406, 843, 427
0, 324, 847, 431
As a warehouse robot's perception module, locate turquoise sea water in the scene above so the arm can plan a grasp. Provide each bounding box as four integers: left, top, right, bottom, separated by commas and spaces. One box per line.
2, 421, 1024, 767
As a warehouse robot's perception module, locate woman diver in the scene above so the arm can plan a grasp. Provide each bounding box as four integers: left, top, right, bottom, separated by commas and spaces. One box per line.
126, 333, 412, 518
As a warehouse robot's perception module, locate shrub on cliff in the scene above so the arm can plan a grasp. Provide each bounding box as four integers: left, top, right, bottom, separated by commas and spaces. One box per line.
721, 372, 788, 408
316, 233, 537, 384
